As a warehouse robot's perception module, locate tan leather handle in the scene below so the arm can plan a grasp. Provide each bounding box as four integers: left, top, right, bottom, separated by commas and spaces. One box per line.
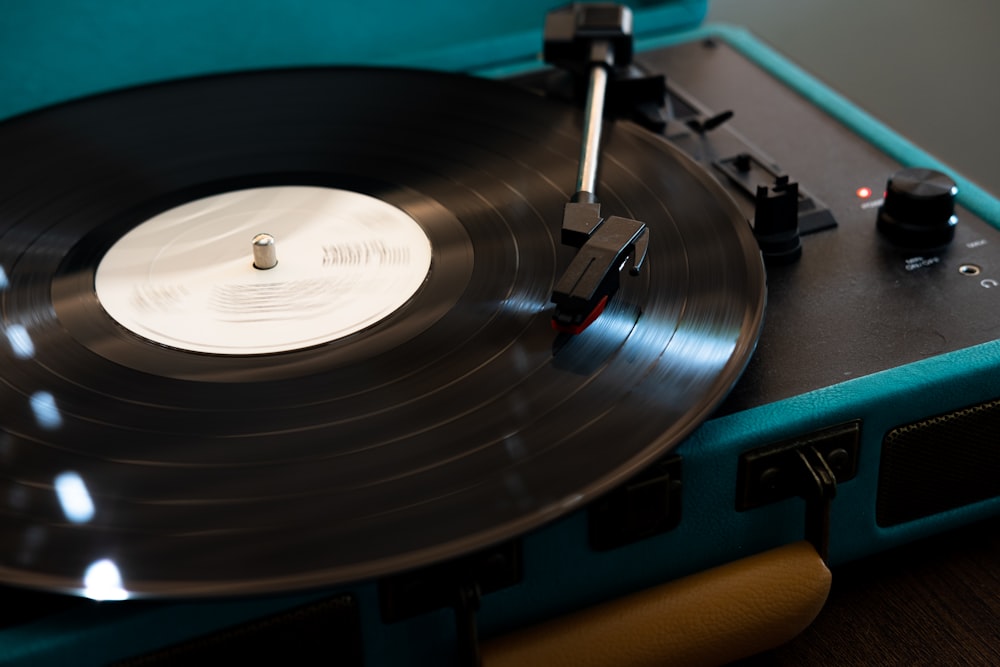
482, 541, 831, 667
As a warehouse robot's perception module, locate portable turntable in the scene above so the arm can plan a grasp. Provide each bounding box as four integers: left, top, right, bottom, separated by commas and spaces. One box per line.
1, 1, 998, 665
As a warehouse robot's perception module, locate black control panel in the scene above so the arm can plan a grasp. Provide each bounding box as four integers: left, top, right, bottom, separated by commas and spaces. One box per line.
637, 38, 1000, 414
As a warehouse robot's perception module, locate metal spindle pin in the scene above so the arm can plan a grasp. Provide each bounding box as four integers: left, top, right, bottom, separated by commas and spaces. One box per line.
252, 233, 278, 270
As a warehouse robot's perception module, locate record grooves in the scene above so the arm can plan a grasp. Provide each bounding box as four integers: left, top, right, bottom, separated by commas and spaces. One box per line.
0, 67, 765, 597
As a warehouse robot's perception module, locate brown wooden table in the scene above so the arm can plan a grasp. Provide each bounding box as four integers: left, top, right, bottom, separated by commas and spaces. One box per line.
736, 516, 1000, 665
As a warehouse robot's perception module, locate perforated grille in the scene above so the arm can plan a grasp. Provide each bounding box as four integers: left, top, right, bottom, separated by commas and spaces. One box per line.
877, 398, 1000, 526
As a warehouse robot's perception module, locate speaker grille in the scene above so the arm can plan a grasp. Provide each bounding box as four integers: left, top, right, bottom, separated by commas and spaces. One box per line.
877, 398, 1000, 527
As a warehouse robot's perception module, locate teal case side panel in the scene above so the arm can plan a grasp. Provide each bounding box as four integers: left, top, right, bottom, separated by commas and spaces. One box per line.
0, 0, 707, 121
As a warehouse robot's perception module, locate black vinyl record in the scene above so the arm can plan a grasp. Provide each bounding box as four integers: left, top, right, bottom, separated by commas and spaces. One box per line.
0, 67, 765, 597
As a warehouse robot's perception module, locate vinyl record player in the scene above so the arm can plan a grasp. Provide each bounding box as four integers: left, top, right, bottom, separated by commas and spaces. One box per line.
1, 1, 998, 665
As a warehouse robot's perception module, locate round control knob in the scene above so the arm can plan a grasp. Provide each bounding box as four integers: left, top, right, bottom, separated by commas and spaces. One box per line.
876, 167, 958, 250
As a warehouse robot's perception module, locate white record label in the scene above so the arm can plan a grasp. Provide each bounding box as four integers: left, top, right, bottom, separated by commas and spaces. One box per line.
94, 186, 433, 355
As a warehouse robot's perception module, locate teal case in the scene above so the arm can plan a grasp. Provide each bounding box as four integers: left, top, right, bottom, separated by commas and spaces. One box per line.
2, 2, 999, 665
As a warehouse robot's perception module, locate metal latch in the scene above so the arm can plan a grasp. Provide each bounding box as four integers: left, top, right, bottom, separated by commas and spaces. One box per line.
736, 421, 861, 559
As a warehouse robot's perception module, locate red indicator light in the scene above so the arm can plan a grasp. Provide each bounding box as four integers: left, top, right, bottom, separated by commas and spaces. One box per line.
856, 186, 872, 199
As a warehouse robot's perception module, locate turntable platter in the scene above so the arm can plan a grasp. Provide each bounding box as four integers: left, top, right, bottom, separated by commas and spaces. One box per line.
0, 67, 764, 597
